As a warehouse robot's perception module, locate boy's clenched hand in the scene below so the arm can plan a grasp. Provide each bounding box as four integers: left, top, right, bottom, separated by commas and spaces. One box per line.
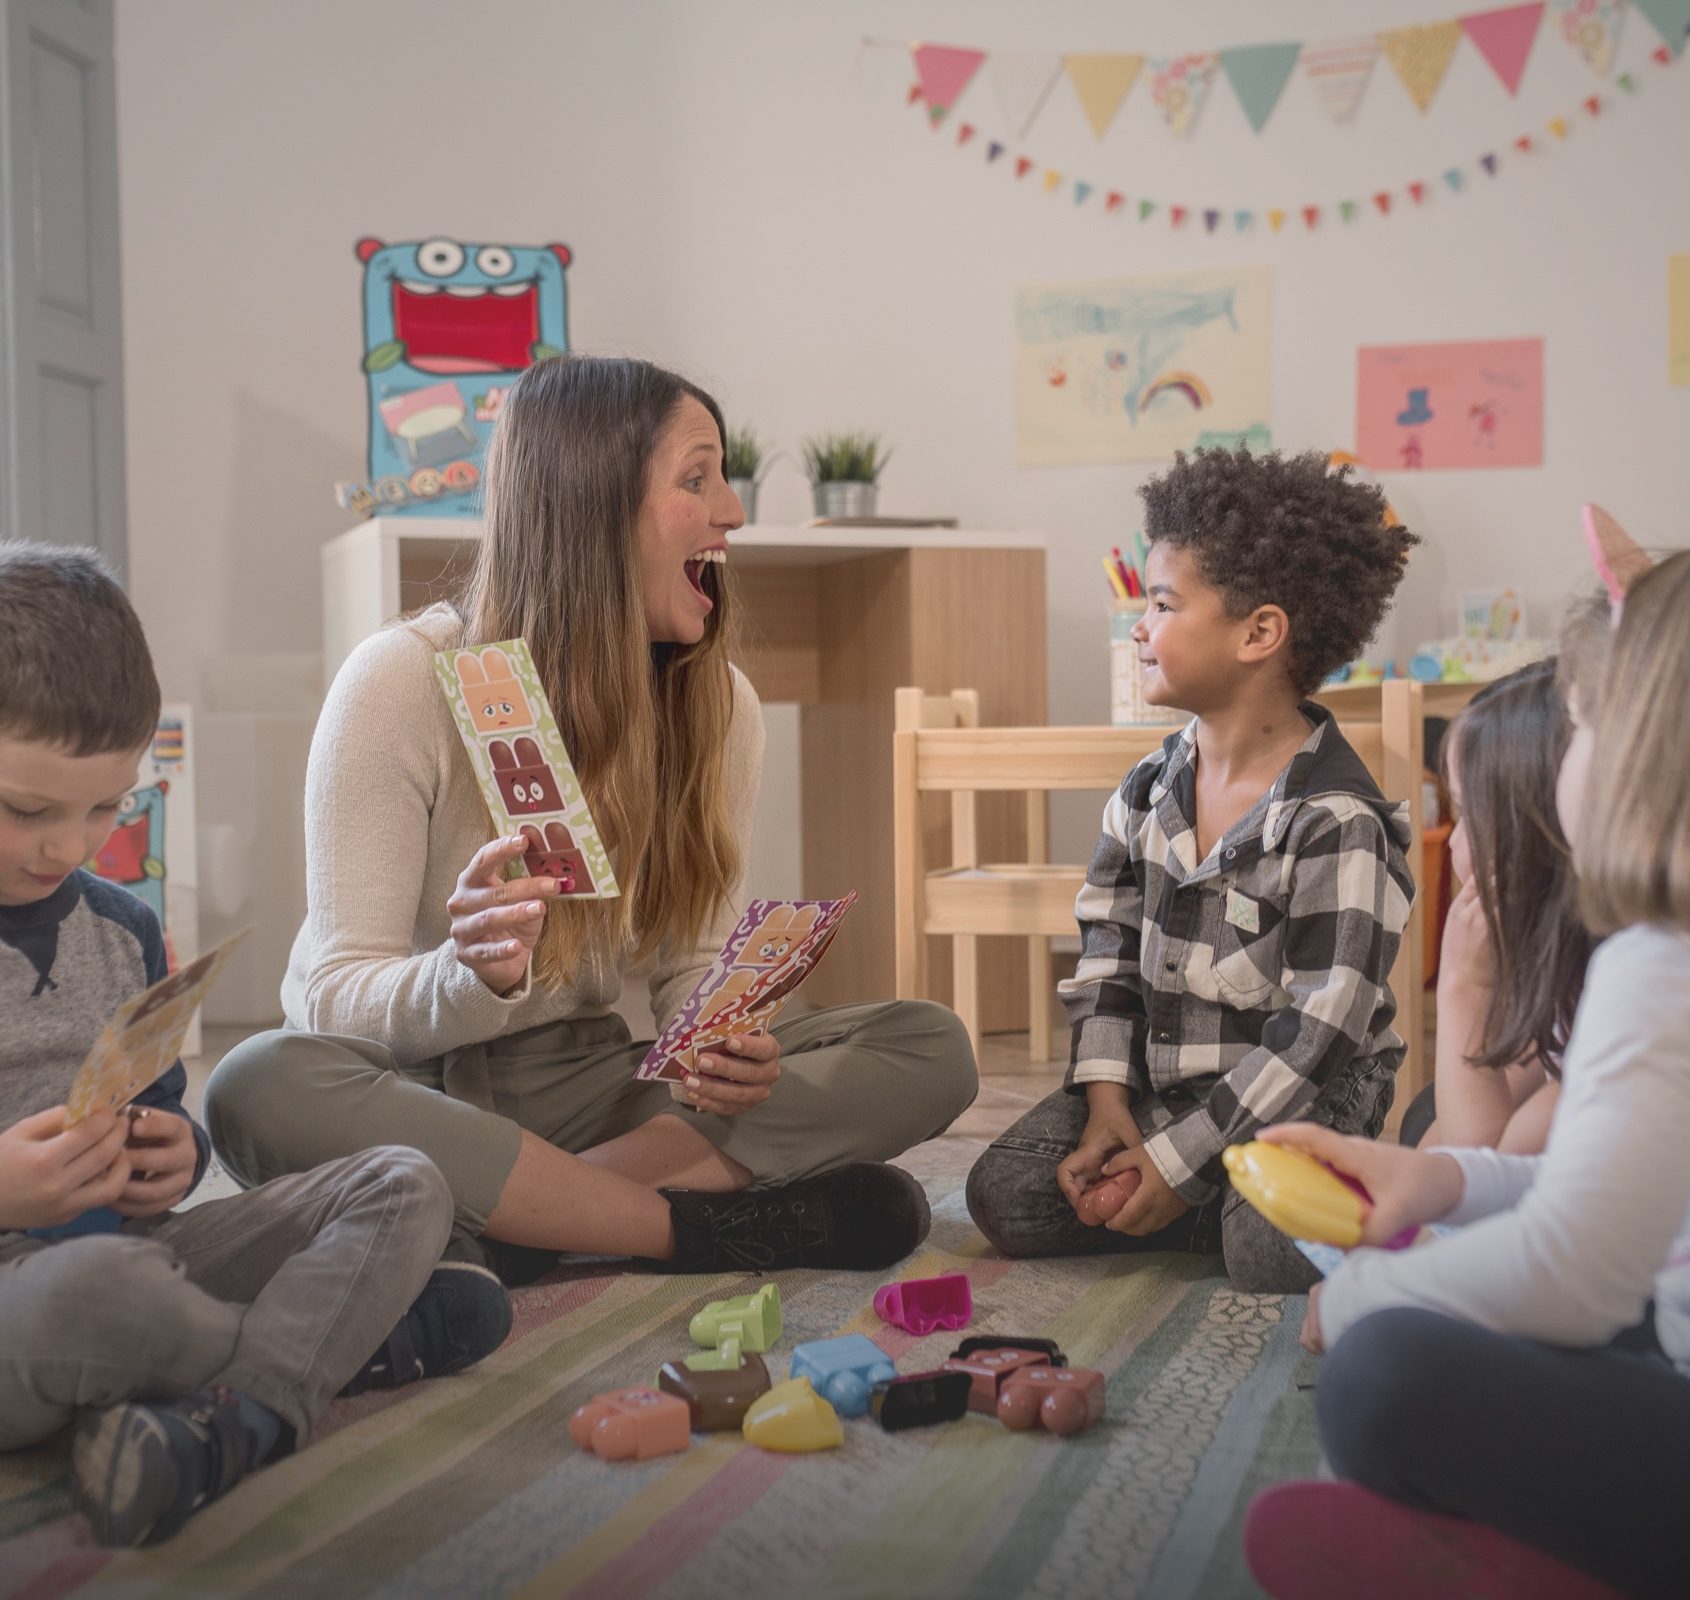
112, 1107, 199, 1218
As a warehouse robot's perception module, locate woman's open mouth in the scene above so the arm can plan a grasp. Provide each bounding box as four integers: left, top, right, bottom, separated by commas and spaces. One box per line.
684, 547, 727, 604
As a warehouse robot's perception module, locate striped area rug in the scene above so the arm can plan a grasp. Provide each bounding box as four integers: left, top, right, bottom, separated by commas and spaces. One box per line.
0, 1178, 1320, 1599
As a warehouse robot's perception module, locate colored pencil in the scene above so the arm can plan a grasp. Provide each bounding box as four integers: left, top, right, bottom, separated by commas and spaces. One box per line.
1102, 556, 1130, 601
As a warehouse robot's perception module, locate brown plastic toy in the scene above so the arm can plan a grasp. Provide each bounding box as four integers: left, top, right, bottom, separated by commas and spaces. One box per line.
996, 1366, 1106, 1436
941, 1346, 1051, 1414
657, 1351, 771, 1431
568, 1386, 691, 1461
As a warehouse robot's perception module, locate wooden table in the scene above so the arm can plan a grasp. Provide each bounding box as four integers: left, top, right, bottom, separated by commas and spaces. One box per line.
322, 518, 1048, 1026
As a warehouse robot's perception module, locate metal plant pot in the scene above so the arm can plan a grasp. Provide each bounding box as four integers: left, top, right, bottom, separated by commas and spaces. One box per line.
812, 480, 878, 520
728, 477, 757, 523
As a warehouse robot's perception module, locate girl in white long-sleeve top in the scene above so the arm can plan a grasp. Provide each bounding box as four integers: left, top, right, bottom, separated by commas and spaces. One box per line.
1245, 551, 1690, 1600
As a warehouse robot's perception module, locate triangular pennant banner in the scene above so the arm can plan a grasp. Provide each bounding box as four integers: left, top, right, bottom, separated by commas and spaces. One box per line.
1584, 92, 1603, 113
1105, 190, 1125, 212
1374, 191, 1393, 214
1147, 53, 1220, 137
956, 122, 976, 146
1444, 166, 1465, 190
1235, 210, 1254, 231
986, 140, 1006, 163
1041, 168, 1063, 193
1138, 198, 1157, 221
1300, 36, 1383, 124
1015, 155, 1035, 178
911, 43, 986, 123
1461, 4, 1546, 95
1170, 205, 1189, 227
1065, 53, 1144, 139
1203, 208, 1221, 232
1550, 0, 1624, 75
906, 83, 924, 107
1219, 41, 1303, 132
1515, 133, 1534, 150
1268, 208, 1287, 232
989, 51, 1066, 140
1548, 114, 1569, 136
1074, 180, 1093, 204
1481, 151, 1500, 173
1633, 0, 1690, 54
1408, 180, 1427, 204
1379, 20, 1464, 112
1303, 205, 1321, 229
1340, 198, 1359, 222
1617, 69, 1637, 89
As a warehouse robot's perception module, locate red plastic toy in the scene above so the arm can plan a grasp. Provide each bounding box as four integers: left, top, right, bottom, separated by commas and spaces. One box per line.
568, 1386, 690, 1461
1076, 1168, 1142, 1226
941, 1346, 1051, 1414
997, 1366, 1106, 1436
874, 1272, 973, 1335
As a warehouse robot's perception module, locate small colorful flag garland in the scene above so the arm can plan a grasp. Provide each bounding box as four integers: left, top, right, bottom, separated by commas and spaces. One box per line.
880, 3, 1690, 145
907, 36, 1679, 235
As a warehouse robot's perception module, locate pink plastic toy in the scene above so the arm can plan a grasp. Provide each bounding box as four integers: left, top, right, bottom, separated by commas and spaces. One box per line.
874, 1272, 973, 1336
569, 1386, 690, 1461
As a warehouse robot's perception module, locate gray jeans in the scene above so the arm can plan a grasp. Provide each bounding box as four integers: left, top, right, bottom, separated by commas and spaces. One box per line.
207, 1001, 978, 1237
0, 1148, 451, 1449
965, 1062, 1396, 1293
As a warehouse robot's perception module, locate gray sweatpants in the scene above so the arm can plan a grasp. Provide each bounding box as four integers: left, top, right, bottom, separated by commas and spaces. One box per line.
206, 1001, 978, 1237
965, 1059, 1396, 1293
0, 1147, 451, 1449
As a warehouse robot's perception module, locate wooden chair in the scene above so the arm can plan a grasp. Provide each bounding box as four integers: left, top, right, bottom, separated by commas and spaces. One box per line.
893, 686, 1426, 1104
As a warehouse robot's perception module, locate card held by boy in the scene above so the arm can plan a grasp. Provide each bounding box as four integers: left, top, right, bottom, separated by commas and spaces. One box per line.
433, 639, 619, 897
64, 928, 250, 1125
637, 895, 858, 1082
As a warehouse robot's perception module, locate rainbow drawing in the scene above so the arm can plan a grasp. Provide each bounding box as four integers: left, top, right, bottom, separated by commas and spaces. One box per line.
1142, 371, 1212, 410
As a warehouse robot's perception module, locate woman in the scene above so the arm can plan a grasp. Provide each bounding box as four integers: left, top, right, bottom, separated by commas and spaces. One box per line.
209, 356, 977, 1275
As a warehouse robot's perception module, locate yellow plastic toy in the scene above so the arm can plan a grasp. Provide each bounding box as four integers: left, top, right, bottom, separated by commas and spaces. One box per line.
741, 1378, 844, 1453
1222, 1141, 1369, 1249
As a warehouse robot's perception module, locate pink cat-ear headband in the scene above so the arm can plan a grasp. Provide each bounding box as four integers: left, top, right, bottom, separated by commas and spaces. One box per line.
1582, 504, 1655, 619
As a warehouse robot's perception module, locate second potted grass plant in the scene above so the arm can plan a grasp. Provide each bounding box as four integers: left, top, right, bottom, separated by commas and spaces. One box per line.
801, 432, 890, 520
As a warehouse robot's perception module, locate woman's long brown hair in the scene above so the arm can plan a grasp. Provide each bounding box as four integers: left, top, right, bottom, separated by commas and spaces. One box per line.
454, 355, 741, 987
1442, 658, 1592, 1076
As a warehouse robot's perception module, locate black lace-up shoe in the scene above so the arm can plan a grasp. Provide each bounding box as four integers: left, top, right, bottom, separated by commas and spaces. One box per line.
660, 1162, 931, 1273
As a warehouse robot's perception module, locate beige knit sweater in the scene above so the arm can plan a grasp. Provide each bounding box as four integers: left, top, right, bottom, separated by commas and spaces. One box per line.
281, 605, 765, 1066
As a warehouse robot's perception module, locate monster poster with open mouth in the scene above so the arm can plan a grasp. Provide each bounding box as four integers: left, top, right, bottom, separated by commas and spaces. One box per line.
337, 235, 572, 517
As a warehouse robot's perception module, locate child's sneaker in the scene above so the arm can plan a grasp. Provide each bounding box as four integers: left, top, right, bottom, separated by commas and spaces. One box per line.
69, 1388, 260, 1547
341, 1262, 512, 1395
1245, 1480, 1624, 1600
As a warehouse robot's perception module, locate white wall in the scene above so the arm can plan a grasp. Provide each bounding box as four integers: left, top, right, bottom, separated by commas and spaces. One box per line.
115, 0, 1690, 912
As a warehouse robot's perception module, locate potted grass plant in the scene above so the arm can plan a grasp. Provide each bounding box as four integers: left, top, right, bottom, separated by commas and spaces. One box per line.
801, 431, 891, 520
724, 424, 770, 524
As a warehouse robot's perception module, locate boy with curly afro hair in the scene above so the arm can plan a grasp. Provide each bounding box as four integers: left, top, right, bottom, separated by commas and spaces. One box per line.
967, 449, 1420, 1293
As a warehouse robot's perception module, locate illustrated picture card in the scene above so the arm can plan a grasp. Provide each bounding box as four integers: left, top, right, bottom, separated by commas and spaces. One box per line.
1013, 267, 1272, 466
637, 895, 858, 1082
87, 704, 202, 1054
64, 928, 249, 1125
434, 640, 619, 897
1356, 338, 1543, 471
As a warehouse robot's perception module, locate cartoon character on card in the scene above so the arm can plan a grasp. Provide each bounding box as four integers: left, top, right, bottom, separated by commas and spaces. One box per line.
490, 737, 564, 814
520, 821, 590, 892
456, 647, 535, 733
744, 904, 821, 969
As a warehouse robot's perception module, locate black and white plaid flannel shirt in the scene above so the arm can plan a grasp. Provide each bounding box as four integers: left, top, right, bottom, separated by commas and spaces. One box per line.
1059, 704, 1415, 1204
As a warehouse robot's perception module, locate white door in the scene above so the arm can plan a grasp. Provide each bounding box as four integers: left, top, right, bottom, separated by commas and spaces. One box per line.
0, 0, 127, 570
